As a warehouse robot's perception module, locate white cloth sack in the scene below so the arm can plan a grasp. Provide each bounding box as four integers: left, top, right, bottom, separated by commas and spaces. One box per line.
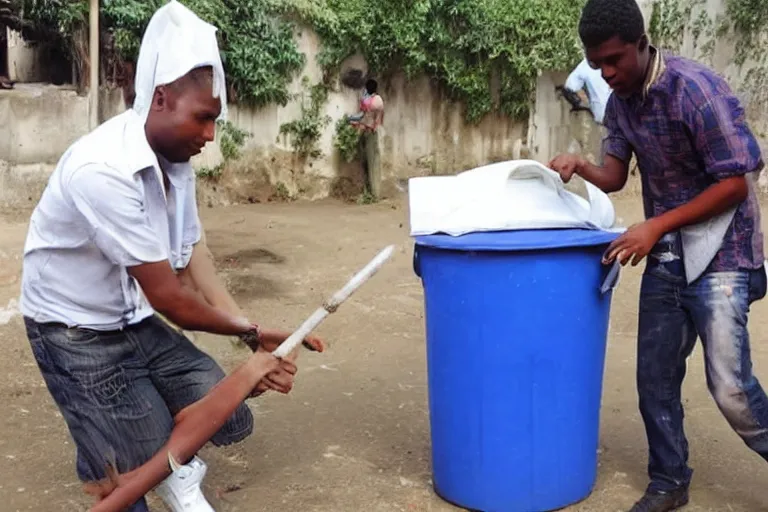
408, 159, 619, 237
132, 0, 228, 123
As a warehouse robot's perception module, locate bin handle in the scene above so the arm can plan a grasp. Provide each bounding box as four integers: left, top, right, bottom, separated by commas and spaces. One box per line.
413, 246, 422, 278
599, 259, 621, 295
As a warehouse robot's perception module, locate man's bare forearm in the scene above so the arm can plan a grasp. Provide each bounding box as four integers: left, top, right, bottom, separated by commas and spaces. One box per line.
128, 260, 251, 336
576, 157, 628, 193
180, 237, 243, 316
648, 176, 748, 235
156, 285, 250, 335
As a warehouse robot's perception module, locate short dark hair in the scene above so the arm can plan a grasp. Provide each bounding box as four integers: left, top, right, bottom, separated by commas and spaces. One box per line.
167, 65, 214, 94
578, 0, 645, 48
365, 78, 378, 94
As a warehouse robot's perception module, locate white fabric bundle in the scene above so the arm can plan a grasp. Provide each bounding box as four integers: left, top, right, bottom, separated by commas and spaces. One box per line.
408, 159, 620, 237
132, 0, 228, 122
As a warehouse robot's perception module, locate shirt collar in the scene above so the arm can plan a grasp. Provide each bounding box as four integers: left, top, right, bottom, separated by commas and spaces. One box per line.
641, 45, 665, 99
124, 109, 192, 190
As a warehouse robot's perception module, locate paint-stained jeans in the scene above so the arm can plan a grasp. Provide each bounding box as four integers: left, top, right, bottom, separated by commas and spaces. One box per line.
24, 315, 254, 511
638, 264, 768, 492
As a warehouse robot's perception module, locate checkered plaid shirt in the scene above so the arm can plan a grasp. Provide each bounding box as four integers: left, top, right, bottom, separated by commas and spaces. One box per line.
602, 49, 765, 272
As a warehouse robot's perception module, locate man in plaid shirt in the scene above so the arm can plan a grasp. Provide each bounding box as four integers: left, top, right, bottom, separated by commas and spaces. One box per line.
550, 0, 768, 510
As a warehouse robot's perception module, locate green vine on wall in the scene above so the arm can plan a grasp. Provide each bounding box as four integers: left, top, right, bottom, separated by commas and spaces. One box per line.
648, 0, 768, 69
723, 0, 768, 117
197, 121, 251, 179
280, 0, 586, 122
12, 0, 306, 108
722, 0, 768, 66
648, 0, 716, 63
219, 121, 250, 161
278, 77, 331, 158
649, 0, 768, 120
104, 0, 307, 107
16, 0, 587, 125
333, 118, 362, 163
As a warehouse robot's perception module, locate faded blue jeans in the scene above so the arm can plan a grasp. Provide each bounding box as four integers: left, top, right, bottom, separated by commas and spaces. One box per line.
638, 263, 768, 492
25, 315, 255, 511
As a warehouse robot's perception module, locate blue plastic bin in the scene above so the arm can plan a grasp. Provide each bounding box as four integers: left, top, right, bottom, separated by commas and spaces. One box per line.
413, 228, 620, 512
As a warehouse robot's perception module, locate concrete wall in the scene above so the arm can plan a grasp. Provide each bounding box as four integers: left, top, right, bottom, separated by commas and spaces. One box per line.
527, 71, 604, 165
5, 28, 45, 83
192, 27, 526, 202
0, 84, 125, 207
6, 3, 768, 206
1, 25, 527, 206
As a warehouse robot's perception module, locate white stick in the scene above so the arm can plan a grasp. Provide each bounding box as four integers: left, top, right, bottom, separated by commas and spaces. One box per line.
271, 245, 396, 358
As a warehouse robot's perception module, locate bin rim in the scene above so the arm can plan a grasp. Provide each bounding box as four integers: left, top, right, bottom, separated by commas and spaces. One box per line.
413, 228, 621, 252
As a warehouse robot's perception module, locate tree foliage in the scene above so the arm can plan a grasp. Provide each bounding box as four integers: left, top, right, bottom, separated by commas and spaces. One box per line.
8, 0, 587, 121
278, 77, 331, 158
2, 0, 86, 43
281, 0, 586, 121
100, 0, 305, 107
721, 0, 768, 66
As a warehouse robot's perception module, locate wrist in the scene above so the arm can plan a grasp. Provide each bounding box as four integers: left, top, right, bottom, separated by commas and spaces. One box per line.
646, 216, 668, 238
573, 156, 588, 179
245, 350, 278, 378
573, 156, 589, 176
257, 328, 283, 344
238, 324, 262, 350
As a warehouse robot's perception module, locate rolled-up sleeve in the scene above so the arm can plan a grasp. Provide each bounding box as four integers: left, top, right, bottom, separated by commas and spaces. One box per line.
688, 92, 763, 180
601, 96, 632, 163
67, 165, 168, 267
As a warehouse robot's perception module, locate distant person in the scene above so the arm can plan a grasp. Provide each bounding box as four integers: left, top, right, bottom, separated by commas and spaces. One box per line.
348, 78, 384, 132
347, 78, 384, 199
346, 88, 370, 124
558, 57, 612, 124
549, 0, 767, 511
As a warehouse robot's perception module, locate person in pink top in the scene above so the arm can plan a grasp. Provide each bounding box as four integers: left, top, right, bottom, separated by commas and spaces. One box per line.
345, 78, 385, 199
348, 79, 385, 132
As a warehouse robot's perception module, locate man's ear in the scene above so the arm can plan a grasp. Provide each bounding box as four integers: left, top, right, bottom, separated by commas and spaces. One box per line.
151, 86, 168, 112
638, 34, 649, 52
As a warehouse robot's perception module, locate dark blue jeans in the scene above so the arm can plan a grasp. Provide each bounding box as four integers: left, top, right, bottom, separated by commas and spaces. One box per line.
25, 315, 254, 511
638, 266, 768, 492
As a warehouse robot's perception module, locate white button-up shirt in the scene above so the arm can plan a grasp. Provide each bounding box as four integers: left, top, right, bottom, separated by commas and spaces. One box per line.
20, 109, 201, 329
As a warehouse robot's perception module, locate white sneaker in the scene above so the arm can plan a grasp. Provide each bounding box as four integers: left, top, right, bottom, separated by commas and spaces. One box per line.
155, 456, 215, 511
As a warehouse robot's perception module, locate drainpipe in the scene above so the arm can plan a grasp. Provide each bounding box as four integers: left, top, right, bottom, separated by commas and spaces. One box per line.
88, 0, 99, 129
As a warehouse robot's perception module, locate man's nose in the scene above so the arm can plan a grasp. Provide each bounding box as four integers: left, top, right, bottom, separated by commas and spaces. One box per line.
203, 121, 216, 142
601, 66, 617, 82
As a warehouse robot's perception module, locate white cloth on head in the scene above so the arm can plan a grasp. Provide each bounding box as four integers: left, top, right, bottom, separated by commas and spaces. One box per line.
132, 0, 227, 122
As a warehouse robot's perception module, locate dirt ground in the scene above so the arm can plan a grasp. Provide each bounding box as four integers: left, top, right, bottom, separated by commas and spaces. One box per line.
2, 194, 768, 512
